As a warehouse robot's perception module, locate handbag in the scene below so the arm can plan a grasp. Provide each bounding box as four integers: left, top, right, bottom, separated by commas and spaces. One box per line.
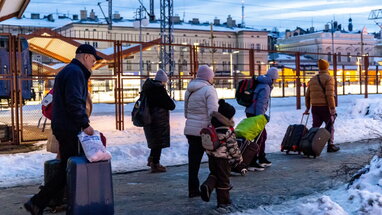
131, 93, 152, 127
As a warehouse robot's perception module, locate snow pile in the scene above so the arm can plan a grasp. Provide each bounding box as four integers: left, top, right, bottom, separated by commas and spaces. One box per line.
232, 156, 382, 215
297, 196, 347, 215
1, 95, 382, 188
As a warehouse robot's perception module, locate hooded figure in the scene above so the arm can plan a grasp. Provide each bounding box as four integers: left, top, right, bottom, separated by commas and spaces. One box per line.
142, 70, 176, 173
244, 67, 279, 171
184, 65, 218, 198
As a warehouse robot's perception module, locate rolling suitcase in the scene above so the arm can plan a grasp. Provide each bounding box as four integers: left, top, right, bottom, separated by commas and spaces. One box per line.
44, 159, 66, 210
67, 156, 114, 215
232, 130, 263, 173
300, 127, 331, 158
281, 113, 309, 154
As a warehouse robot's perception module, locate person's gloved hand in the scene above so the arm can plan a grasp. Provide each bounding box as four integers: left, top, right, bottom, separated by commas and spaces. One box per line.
264, 114, 270, 122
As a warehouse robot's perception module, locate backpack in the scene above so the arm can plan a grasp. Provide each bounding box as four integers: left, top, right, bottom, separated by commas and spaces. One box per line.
235, 76, 258, 107
41, 89, 54, 120
200, 126, 233, 151
131, 93, 152, 127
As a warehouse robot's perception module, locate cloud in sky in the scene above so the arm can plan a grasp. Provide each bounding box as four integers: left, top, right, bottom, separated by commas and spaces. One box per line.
25, 0, 382, 32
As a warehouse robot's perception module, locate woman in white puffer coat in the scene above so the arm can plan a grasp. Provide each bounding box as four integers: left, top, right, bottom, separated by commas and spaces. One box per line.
184, 65, 219, 198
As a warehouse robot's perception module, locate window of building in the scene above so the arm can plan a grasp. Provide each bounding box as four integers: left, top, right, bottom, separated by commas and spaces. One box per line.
250, 43, 255, 49
337, 52, 341, 62
328, 52, 331, 62
347, 53, 351, 62
85, 41, 90, 45
256, 44, 261, 50
93, 42, 98, 48
146, 60, 151, 71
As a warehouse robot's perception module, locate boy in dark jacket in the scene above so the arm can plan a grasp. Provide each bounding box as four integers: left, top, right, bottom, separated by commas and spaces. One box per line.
200, 99, 242, 209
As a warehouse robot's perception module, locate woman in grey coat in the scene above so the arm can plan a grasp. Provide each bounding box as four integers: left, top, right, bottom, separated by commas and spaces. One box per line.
184, 65, 218, 197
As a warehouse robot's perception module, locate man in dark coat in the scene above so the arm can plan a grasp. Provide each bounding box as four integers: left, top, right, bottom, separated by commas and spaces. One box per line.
24, 44, 102, 215
143, 69, 175, 173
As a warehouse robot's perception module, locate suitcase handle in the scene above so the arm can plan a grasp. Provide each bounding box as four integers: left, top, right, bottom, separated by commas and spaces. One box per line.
300, 113, 309, 126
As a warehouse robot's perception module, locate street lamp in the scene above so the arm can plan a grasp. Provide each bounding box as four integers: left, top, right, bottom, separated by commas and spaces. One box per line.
133, 6, 149, 76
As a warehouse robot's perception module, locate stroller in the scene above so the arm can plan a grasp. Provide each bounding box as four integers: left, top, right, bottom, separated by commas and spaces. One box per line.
231, 115, 267, 175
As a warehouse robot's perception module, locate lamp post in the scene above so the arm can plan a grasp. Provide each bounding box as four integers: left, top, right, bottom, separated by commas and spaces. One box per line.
223, 50, 239, 76
133, 6, 149, 76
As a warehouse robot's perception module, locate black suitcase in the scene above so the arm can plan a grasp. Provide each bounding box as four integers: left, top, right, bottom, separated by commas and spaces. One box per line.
281, 114, 309, 154
300, 127, 330, 158
67, 156, 114, 215
43, 159, 66, 210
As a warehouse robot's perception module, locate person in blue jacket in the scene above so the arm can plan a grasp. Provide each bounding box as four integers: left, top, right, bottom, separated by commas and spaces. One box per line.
245, 67, 279, 171
24, 44, 102, 215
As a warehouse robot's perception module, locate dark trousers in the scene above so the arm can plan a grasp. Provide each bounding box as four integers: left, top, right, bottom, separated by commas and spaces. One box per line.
149, 148, 162, 164
186, 135, 205, 193
203, 156, 231, 205
31, 132, 79, 209
312, 106, 335, 144
246, 113, 267, 160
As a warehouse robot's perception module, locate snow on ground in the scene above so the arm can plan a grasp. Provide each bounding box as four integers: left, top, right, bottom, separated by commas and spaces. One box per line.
231, 155, 382, 215
1, 94, 382, 188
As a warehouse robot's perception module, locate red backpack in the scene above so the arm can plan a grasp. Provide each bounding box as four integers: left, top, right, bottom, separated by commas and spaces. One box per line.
41, 89, 54, 120
200, 126, 234, 151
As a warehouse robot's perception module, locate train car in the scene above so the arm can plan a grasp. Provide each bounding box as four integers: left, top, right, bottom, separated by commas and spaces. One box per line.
0, 36, 32, 104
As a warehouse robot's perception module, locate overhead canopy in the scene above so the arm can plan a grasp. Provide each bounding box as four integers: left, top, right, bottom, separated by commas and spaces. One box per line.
26, 28, 161, 71
0, 0, 30, 22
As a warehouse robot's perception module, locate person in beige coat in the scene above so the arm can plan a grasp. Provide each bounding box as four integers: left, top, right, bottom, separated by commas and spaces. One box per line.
304, 59, 340, 152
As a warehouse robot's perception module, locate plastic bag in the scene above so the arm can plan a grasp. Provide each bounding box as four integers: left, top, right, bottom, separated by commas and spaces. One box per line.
235, 115, 267, 141
78, 130, 112, 162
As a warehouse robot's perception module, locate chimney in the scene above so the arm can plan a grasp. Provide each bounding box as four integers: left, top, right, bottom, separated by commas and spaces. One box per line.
31, 13, 40, 19
73, 14, 79, 20
310, 26, 314, 32
80, 9, 87, 20
171, 15, 181, 24
113, 11, 121, 20
324, 23, 329, 31
285, 29, 291, 39
348, 18, 353, 32
213, 17, 220, 25
226, 15, 236, 28
47, 14, 54, 22
89, 9, 96, 20
191, 18, 199, 24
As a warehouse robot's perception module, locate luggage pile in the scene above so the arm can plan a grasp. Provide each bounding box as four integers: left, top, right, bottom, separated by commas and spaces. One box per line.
281, 113, 331, 158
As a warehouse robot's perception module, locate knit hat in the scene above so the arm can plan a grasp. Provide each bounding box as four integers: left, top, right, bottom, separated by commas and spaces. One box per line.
218, 99, 236, 120
197, 65, 214, 82
318, 59, 330, 70
154, 69, 168, 82
266, 67, 279, 80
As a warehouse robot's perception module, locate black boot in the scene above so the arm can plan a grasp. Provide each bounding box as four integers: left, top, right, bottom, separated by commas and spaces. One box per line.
147, 156, 153, 167
216, 188, 232, 208
200, 175, 216, 202
327, 144, 340, 152
24, 199, 43, 215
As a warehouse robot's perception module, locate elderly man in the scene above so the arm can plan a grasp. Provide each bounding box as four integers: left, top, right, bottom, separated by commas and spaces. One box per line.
24, 44, 102, 215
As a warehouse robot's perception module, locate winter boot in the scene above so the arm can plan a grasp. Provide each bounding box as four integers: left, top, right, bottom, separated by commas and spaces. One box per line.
258, 154, 272, 167
248, 162, 265, 171
150, 163, 166, 173
327, 144, 340, 152
216, 188, 232, 208
24, 199, 43, 215
200, 175, 217, 202
147, 156, 153, 167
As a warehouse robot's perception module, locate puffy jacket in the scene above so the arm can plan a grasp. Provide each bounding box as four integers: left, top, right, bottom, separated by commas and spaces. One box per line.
52, 59, 90, 134
305, 70, 335, 110
184, 78, 218, 136
142, 78, 175, 149
206, 112, 242, 164
245, 75, 273, 116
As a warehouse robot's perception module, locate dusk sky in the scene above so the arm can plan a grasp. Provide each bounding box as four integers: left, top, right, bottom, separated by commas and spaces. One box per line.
25, 0, 382, 33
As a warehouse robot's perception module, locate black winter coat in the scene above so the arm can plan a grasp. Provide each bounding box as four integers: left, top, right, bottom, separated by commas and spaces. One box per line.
52, 59, 90, 135
142, 79, 175, 149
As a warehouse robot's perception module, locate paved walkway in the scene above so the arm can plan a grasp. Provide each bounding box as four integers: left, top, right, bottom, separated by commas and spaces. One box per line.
0, 139, 380, 215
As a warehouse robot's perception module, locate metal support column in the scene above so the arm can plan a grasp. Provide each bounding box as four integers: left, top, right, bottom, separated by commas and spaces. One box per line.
333, 53, 338, 106
295, 52, 301, 110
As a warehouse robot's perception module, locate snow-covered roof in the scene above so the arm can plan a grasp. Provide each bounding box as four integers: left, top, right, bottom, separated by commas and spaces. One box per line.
0, 15, 73, 28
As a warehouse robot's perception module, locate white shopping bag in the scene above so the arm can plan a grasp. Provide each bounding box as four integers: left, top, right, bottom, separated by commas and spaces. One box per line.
78, 130, 112, 162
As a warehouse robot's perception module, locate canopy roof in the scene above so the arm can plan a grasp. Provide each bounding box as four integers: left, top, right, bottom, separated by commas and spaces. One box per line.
0, 0, 29, 22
